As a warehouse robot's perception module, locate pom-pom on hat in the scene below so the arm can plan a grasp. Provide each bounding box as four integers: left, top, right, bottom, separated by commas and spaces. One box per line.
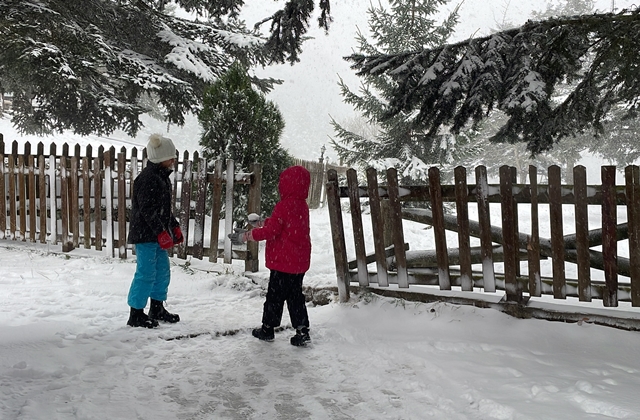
146, 133, 176, 163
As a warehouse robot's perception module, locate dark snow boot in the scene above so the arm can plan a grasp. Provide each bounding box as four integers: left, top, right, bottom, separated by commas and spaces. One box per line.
252, 325, 275, 341
148, 299, 180, 323
127, 307, 159, 329
290, 327, 310, 347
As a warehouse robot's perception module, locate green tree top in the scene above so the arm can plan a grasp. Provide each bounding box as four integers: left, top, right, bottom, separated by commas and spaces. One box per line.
198, 62, 292, 217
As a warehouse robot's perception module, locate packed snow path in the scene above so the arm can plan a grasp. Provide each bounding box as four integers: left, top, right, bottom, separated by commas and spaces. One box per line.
2, 245, 640, 419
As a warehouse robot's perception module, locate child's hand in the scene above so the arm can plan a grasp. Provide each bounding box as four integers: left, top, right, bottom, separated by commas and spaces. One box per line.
228, 228, 248, 245
172, 226, 184, 245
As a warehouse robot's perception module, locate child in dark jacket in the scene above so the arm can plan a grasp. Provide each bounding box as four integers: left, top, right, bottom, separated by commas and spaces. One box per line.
126, 134, 183, 328
231, 165, 312, 346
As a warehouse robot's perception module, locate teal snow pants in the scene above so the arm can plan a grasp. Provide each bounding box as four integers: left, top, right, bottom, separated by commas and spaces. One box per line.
127, 242, 171, 310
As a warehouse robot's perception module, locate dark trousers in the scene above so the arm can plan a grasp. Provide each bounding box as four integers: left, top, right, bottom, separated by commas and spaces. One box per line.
262, 270, 309, 330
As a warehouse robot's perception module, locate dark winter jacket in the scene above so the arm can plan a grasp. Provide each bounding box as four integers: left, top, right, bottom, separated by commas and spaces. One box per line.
127, 161, 180, 244
250, 166, 311, 274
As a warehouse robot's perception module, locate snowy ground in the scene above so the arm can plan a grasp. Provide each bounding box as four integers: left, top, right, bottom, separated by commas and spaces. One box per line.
3, 207, 640, 419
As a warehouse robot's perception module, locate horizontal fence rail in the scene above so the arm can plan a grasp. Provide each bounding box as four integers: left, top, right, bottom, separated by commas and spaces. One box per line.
0, 136, 262, 271
326, 164, 640, 308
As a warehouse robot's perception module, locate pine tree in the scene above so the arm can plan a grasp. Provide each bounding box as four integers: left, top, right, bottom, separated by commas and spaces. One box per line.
330, 0, 482, 182
198, 62, 293, 221
348, 6, 640, 155
463, 0, 602, 181
531, 0, 596, 20
0, 0, 331, 137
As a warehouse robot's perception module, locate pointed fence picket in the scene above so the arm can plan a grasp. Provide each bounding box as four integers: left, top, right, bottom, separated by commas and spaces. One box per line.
0, 135, 262, 271
326, 164, 640, 308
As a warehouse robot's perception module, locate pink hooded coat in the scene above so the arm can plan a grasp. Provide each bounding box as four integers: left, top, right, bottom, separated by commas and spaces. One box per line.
250, 166, 311, 274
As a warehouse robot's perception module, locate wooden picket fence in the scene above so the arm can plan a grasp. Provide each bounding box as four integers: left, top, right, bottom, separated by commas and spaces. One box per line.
293, 157, 347, 209
326, 164, 640, 307
0, 136, 263, 271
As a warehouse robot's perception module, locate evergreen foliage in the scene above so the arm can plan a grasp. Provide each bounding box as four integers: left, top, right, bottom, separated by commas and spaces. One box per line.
198, 62, 292, 221
531, 0, 596, 20
0, 0, 331, 136
330, 0, 481, 183
347, 6, 640, 155
459, 0, 601, 181
464, 0, 640, 180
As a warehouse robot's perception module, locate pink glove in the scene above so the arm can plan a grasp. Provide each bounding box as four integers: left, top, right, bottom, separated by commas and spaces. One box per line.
173, 226, 184, 245
158, 231, 173, 250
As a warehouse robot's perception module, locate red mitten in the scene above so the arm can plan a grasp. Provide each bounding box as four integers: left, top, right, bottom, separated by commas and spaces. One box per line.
158, 231, 173, 250
173, 226, 184, 245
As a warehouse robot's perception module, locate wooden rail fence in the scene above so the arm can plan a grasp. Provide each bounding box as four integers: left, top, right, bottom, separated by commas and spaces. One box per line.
0, 136, 262, 271
293, 158, 347, 209
326, 164, 640, 307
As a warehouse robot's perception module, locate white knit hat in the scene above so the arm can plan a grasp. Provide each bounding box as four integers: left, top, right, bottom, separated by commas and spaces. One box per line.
146, 133, 176, 163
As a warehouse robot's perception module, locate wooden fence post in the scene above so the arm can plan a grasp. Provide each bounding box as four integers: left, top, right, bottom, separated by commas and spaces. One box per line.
367, 167, 389, 287
178, 154, 192, 260
82, 157, 91, 249
223, 159, 234, 264
428, 166, 450, 290
93, 157, 103, 251
192, 157, 207, 260
48, 154, 57, 245
209, 159, 223, 263
602, 166, 618, 307
103, 150, 114, 257
245, 162, 262, 272
8, 148, 16, 240
0, 145, 5, 239
347, 169, 368, 287
326, 169, 350, 302
626, 165, 640, 307
117, 152, 127, 259
500, 165, 521, 302
60, 154, 72, 251
38, 155, 46, 244
475, 166, 496, 292
574, 165, 591, 301
549, 165, 566, 299
27, 155, 35, 242
387, 167, 409, 288
308, 160, 324, 209
510, 167, 521, 278
70, 156, 80, 248
18, 155, 26, 241
527, 165, 542, 297
455, 166, 473, 291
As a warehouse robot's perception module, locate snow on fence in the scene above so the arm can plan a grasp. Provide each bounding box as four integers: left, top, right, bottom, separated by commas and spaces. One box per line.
0, 135, 262, 272
326, 165, 640, 308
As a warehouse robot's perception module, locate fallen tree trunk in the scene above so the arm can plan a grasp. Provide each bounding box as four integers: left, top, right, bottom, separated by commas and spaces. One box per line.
401, 245, 532, 269
402, 208, 630, 277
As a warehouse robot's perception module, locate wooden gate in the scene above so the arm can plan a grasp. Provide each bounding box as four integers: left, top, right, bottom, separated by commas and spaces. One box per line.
326, 165, 640, 306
